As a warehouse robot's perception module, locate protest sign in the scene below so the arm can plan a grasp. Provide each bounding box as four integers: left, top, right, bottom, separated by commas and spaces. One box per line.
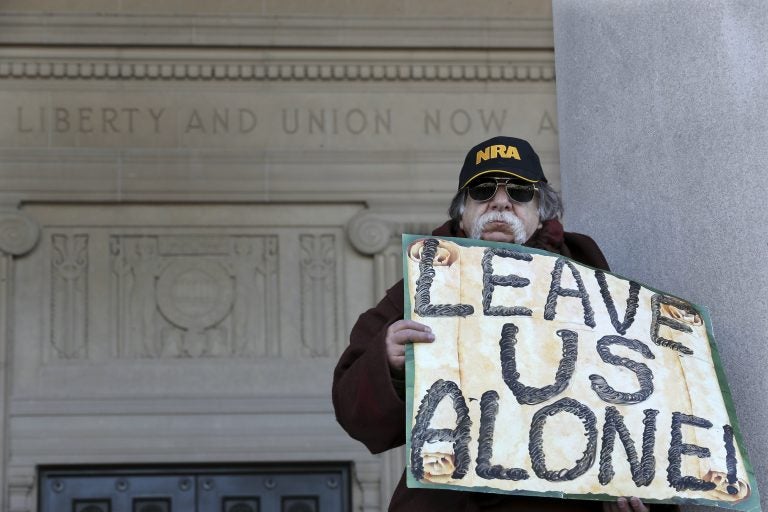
403, 235, 760, 510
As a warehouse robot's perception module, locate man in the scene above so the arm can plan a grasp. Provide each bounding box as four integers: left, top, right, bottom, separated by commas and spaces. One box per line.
333, 136, 672, 512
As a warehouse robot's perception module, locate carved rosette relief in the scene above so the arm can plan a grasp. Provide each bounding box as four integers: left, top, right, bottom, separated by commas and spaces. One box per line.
299, 234, 339, 357
0, 211, 40, 256
347, 211, 442, 300
156, 259, 235, 357
110, 235, 279, 358
346, 212, 392, 256
50, 234, 89, 359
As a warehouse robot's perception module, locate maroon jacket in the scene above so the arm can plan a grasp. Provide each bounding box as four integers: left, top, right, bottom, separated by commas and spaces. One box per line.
333, 220, 676, 511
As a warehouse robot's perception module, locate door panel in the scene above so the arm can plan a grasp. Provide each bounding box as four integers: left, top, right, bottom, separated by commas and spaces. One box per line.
40, 466, 350, 512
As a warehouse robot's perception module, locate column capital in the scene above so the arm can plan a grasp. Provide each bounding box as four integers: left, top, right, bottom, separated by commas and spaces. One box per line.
346, 212, 393, 255
0, 211, 40, 257
347, 209, 448, 256
7, 466, 35, 512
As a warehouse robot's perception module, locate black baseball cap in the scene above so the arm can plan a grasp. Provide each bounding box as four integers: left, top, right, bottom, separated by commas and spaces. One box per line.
458, 136, 547, 190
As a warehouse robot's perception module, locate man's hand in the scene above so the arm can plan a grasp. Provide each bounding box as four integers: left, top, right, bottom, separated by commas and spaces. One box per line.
603, 497, 650, 512
385, 319, 435, 372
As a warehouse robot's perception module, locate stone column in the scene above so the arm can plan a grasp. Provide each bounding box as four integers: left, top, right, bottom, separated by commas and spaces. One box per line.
347, 212, 402, 510
553, 1, 768, 509
0, 210, 40, 512
346, 210, 444, 509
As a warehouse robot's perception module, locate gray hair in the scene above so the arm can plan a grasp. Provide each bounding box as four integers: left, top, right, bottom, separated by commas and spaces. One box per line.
448, 181, 563, 225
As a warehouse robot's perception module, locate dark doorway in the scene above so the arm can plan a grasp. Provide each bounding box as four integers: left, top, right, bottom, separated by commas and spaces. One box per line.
39, 464, 350, 512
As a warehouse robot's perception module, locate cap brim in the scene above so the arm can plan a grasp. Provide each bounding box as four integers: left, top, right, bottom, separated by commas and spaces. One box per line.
460, 169, 540, 189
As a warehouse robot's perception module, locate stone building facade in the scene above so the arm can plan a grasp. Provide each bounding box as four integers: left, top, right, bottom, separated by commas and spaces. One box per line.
0, 2, 560, 511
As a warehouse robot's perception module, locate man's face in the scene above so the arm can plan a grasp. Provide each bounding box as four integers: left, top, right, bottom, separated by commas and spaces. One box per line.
459, 179, 542, 244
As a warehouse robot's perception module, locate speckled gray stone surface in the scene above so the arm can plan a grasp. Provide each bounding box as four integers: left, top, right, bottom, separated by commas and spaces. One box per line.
553, 0, 767, 509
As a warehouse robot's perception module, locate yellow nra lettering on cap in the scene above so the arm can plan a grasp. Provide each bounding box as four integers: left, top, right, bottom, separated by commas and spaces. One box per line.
475, 144, 521, 165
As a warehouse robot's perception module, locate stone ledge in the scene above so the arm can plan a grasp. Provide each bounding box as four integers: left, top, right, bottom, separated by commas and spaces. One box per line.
10, 396, 335, 416
0, 13, 553, 49
0, 48, 555, 82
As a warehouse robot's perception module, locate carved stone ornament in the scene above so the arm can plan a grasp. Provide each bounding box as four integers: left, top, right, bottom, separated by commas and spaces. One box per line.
0, 211, 40, 256
0, 56, 555, 83
8, 470, 35, 512
156, 258, 235, 333
346, 212, 393, 255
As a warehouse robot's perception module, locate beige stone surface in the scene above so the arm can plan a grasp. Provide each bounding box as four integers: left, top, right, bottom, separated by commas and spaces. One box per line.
0, 0, 114, 11
403, 0, 551, 17
0, 0, 549, 17
0, 2, 559, 510
261, 0, 406, 17
0, 62, 560, 204
0, 12, 553, 48
8, 203, 373, 496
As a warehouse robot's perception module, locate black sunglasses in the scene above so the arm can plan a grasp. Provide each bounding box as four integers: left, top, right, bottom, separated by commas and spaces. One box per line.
466, 177, 538, 203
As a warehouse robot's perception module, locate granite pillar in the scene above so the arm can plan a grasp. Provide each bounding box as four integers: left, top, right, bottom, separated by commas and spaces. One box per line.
553, 1, 767, 509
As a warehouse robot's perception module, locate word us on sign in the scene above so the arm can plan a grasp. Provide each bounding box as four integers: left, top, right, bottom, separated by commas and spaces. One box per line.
403, 236, 759, 510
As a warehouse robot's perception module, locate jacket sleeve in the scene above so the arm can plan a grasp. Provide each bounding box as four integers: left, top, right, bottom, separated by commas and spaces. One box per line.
332, 280, 407, 454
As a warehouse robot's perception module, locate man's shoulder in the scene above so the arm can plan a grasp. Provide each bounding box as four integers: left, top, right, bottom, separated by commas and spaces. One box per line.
383, 279, 405, 305
563, 231, 610, 271
431, 220, 461, 237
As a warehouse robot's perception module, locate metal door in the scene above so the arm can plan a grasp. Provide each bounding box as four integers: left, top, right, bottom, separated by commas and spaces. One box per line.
39, 465, 349, 512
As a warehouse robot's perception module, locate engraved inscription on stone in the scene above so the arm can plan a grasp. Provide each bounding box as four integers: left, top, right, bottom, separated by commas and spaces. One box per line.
13, 104, 556, 138
299, 234, 339, 358
16, 106, 166, 135
281, 108, 391, 136
110, 235, 279, 358
50, 234, 89, 359
3, 92, 559, 150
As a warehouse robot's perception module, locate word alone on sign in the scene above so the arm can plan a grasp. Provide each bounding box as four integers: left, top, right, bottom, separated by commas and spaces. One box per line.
403, 235, 759, 510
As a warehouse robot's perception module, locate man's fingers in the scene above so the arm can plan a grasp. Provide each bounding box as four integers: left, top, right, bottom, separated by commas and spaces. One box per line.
389, 319, 432, 334
385, 319, 434, 372
387, 320, 435, 344
628, 497, 648, 512
603, 496, 649, 512
392, 328, 435, 344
